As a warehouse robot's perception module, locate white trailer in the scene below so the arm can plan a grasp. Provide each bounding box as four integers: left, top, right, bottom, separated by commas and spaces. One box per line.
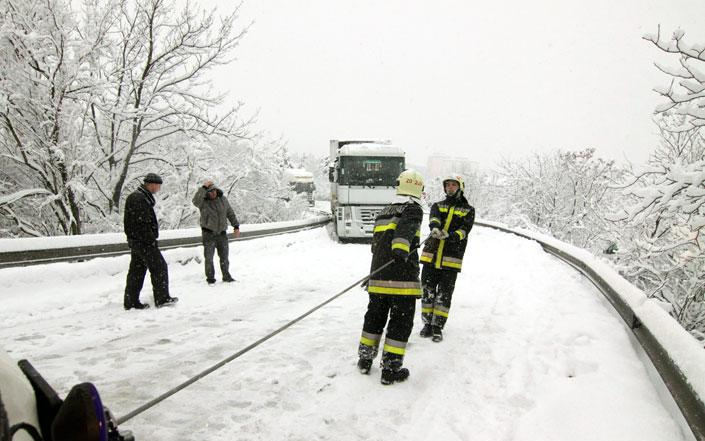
328, 140, 406, 241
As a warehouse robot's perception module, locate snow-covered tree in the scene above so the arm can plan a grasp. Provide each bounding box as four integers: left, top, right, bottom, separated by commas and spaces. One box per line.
614, 113, 705, 341
644, 27, 705, 130
485, 149, 623, 251
83, 0, 251, 215
140, 134, 310, 230
0, 0, 113, 235
0, 0, 257, 236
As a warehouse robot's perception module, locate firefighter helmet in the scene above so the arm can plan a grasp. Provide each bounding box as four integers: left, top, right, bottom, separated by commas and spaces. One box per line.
442, 174, 465, 194
396, 169, 424, 198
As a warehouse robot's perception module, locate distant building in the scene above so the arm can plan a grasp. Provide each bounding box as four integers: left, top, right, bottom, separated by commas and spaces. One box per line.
426, 155, 478, 179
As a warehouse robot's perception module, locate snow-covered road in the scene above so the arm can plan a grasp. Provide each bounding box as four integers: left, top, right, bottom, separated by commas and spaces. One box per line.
0, 225, 685, 440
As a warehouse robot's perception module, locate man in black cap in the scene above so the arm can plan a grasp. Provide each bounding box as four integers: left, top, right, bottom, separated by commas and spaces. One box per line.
123, 173, 178, 309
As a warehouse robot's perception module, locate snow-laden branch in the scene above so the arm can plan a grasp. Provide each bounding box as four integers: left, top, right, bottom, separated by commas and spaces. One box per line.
0, 188, 55, 206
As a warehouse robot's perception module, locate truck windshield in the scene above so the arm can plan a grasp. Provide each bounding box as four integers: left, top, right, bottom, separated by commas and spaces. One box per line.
339, 156, 405, 186
291, 182, 315, 193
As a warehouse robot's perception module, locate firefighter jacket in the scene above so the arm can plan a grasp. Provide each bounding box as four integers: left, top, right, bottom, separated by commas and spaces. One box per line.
420, 193, 475, 272
367, 200, 424, 297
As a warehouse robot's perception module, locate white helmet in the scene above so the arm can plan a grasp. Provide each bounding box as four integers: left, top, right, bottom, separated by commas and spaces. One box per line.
396, 169, 424, 198
442, 174, 465, 194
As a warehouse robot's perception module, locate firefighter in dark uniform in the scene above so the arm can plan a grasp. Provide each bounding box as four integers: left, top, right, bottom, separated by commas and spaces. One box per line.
419, 174, 475, 342
357, 169, 425, 385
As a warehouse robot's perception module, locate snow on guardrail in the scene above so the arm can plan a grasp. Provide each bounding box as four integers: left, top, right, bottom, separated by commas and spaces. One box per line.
0, 215, 331, 268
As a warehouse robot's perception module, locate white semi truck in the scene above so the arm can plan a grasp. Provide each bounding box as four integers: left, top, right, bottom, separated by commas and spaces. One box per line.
328, 139, 406, 241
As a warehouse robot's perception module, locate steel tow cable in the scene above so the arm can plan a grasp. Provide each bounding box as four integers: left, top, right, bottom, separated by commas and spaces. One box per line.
116, 236, 431, 425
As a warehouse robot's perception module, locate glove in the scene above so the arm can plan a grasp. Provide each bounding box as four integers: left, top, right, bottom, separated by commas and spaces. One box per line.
392, 250, 408, 263
439, 230, 449, 240
431, 228, 443, 239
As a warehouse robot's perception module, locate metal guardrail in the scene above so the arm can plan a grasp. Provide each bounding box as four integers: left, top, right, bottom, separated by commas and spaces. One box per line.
0, 216, 331, 269
475, 220, 705, 441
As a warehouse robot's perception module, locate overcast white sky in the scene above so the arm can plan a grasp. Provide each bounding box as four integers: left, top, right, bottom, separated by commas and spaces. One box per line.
207, 0, 704, 168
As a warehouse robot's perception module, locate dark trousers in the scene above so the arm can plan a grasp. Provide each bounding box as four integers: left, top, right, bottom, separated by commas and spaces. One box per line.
359, 294, 416, 370
124, 241, 170, 307
202, 229, 232, 282
421, 265, 458, 329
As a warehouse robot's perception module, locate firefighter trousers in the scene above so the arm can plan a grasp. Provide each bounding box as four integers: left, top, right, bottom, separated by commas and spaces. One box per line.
421, 265, 458, 329
359, 294, 415, 370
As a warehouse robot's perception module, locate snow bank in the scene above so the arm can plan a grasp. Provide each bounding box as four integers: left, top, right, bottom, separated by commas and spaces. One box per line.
476, 218, 705, 418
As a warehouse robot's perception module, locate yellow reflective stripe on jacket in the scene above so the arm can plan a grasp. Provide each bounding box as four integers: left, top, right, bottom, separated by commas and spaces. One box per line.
435, 206, 456, 269
415, 230, 421, 238
430, 217, 441, 225
374, 223, 397, 233
455, 229, 466, 240
420, 252, 433, 263
368, 286, 422, 295
368, 279, 422, 295
391, 241, 410, 253
441, 256, 463, 269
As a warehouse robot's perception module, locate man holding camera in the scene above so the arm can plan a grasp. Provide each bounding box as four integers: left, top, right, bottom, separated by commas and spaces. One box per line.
192, 180, 241, 285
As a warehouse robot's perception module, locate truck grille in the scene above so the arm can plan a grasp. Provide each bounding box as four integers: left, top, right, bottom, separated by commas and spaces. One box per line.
359, 208, 381, 224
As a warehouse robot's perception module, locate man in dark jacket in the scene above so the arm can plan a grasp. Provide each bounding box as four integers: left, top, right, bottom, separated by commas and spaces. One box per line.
123, 173, 179, 309
192, 180, 240, 285
419, 174, 475, 342
357, 169, 424, 385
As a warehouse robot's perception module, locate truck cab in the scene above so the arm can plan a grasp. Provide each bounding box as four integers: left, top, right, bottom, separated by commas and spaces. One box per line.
329, 140, 405, 240
284, 168, 316, 206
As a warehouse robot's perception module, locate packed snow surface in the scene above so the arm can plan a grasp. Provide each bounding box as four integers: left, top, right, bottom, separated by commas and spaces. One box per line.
0, 226, 686, 441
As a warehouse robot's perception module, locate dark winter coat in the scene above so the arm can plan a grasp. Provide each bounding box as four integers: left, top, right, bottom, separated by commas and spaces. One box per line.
368, 199, 424, 296
192, 186, 239, 233
124, 186, 159, 244
420, 192, 475, 272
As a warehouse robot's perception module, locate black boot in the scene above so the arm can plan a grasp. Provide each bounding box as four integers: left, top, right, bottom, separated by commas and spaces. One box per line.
419, 324, 432, 338
156, 297, 179, 308
381, 368, 409, 385
125, 302, 150, 311
431, 326, 443, 342
357, 358, 372, 375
